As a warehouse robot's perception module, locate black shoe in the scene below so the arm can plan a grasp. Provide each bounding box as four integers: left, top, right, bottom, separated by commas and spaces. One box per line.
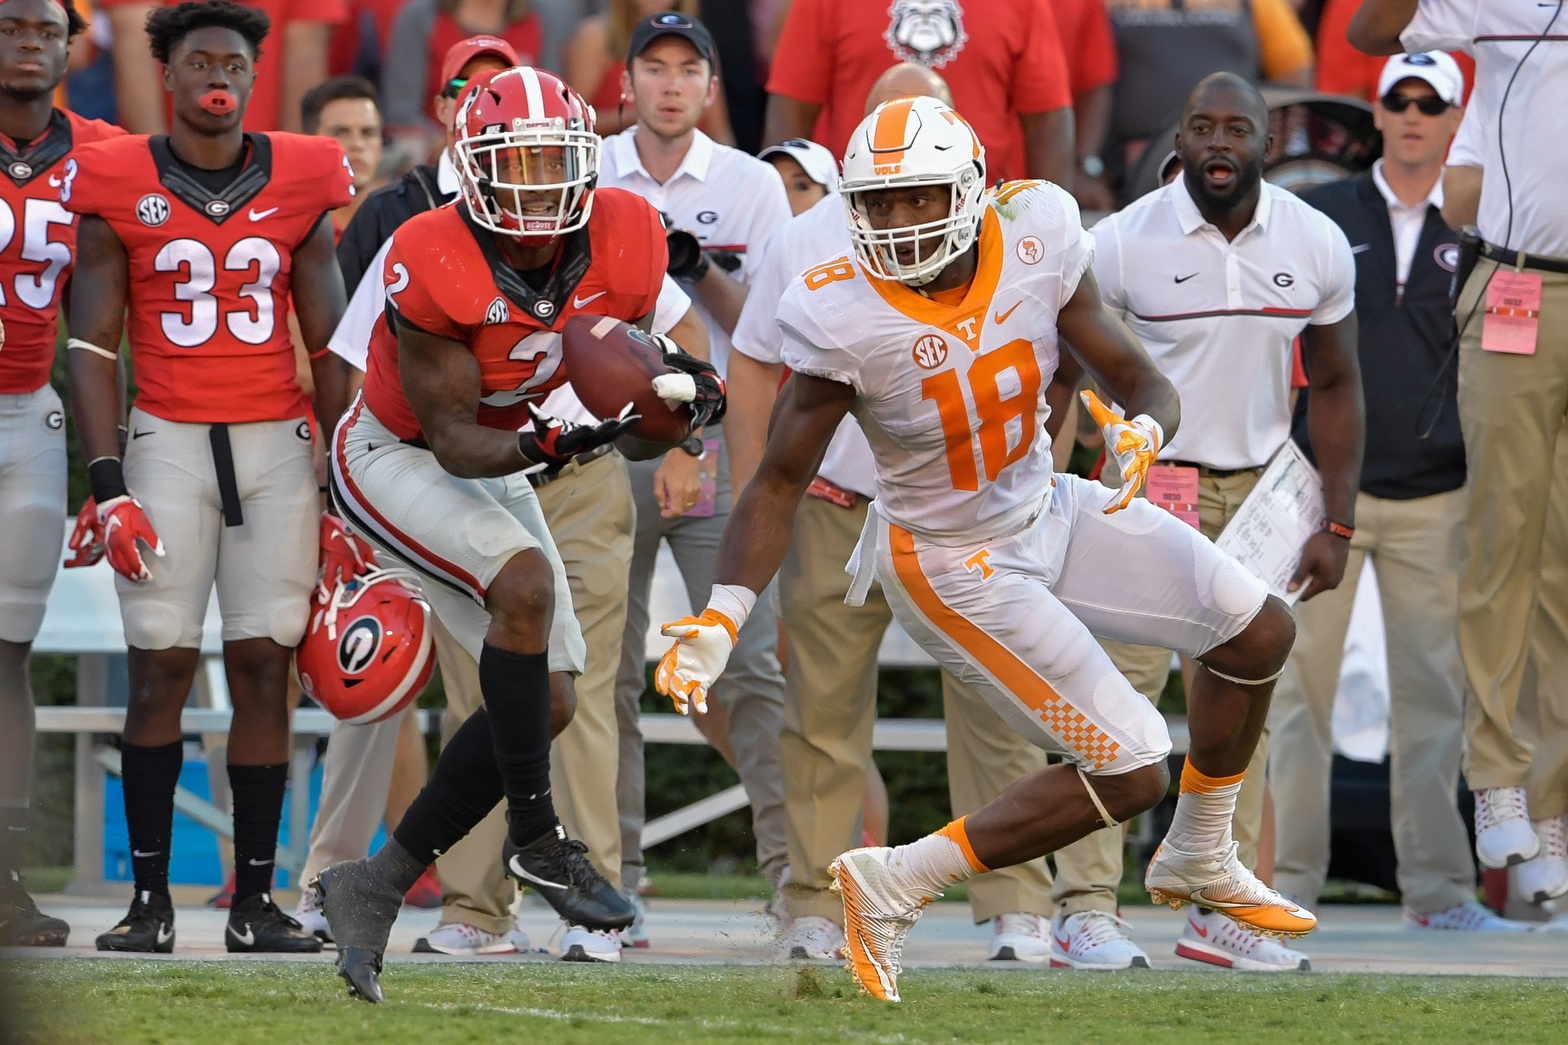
226, 892, 324, 953
0, 874, 69, 947
95, 890, 175, 953
314, 862, 403, 1004
503, 825, 635, 931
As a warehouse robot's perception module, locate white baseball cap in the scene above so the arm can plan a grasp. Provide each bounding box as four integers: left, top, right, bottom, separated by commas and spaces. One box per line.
1377, 51, 1464, 107
759, 138, 839, 192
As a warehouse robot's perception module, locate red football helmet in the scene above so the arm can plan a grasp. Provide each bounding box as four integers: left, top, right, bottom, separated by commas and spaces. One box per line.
296, 567, 435, 725
453, 66, 599, 241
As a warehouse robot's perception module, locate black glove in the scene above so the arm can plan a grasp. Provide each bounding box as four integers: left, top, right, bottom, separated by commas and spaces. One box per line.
654, 340, 727, 428
666, 228, 710, 282
519, 402, 641, 469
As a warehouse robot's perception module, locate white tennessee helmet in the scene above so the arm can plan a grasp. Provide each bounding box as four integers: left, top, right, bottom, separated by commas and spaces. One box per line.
840, 96, 986, 287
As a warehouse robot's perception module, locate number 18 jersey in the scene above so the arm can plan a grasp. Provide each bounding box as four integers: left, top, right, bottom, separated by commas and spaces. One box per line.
777, 181, 1092, 544
63, 132, 353, 423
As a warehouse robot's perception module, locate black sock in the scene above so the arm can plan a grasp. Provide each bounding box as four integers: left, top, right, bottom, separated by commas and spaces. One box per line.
228, 763, 288, 903
1, 802, 26, 878
392, 707, 505, 864
478, 643, 558, 845
120, 740, 183, 897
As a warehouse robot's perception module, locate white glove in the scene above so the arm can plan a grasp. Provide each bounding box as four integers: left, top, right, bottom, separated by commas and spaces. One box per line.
1081, 390, 1163, 514
655, 608, 739, 715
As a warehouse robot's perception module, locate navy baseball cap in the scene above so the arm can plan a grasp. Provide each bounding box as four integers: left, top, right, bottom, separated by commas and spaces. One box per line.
628, 11, 718, 69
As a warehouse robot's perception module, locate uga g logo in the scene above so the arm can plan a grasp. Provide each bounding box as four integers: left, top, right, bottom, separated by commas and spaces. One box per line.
338, 616, 383, 675
885, 0, 968, 68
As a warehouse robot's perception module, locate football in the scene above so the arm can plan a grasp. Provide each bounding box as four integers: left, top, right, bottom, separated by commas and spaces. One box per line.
560, 314, 693, 445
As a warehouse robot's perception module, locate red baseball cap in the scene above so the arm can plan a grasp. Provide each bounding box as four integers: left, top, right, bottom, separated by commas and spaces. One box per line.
439, 36, 520, 95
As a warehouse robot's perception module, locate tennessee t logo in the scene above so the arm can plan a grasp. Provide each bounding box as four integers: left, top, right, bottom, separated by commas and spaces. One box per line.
955, 317, 978, 342
964, 549, 994, 580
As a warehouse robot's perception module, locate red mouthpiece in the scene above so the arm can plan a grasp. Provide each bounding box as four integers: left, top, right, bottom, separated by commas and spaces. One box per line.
200, 90, 238, 115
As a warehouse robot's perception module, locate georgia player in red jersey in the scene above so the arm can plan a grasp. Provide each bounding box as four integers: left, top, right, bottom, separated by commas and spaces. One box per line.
0, 0, 119, 950
63, 0, 351, 954
313, 66, 722, 1004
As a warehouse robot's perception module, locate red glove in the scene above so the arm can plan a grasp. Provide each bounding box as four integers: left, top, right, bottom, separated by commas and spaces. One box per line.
64, 497, 105, 568
98, 495, 164, 582
318, 513, 377, 594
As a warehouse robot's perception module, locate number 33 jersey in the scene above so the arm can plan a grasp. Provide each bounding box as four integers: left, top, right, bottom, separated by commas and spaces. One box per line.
777, 181, 1093, 544
62, 133, 353, 423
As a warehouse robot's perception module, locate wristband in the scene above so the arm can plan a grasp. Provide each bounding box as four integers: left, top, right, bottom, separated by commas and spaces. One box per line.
87, 456, 129, 503
1323, 519, 1354, 540
707, 583, 758, 633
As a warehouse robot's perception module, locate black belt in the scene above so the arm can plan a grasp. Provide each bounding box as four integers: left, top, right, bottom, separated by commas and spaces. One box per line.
209, 423, 244, 527
1480, 242, 1568, 275
527, 443, 616, 488
1164, 460, 1262, 480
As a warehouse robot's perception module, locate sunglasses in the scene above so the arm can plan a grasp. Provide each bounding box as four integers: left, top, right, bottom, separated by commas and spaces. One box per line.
442, 77, 468, 99
1380, 92, 1452, 116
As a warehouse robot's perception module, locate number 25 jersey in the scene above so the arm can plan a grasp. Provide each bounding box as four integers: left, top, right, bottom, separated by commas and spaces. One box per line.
777, 181, 1093, 544
62, 132, 353, 423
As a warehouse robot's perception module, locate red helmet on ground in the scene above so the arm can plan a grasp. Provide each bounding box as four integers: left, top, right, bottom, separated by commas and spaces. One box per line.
453, 65, 599, 241
296, 567, 435, 725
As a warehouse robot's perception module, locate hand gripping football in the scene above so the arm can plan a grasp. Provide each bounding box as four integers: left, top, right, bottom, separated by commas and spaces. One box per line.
560, 314, 695, 446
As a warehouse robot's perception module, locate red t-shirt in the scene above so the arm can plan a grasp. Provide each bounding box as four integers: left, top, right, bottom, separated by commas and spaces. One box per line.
63, 132, 353, 422
1314, 0, 1473, 102
97, 0, 349, 132
0, 111, 124, 394
766, 0, 1071, 183
363, 188, 666, 442
328, 0, 404, 76
1052, 0, 1118, 97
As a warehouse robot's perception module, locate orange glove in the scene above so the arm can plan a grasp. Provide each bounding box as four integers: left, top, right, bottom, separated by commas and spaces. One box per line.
64, 497, 105, 568
654, 608, 739, 715
98, 495, 165, 582
1081, 390, 1163, 514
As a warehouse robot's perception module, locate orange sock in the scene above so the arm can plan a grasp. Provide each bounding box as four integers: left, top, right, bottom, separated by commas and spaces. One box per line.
936, 816, 990, 874
1168, 759, 1245, 853
1179, 760, 1246, 794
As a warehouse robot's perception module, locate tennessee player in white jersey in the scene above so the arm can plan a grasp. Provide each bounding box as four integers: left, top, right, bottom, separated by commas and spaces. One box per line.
656, 97, 1312, 1003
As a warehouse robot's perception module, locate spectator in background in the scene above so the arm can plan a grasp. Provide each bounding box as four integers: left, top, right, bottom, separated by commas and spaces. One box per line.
1102, 0, 1314, 202
762, 0, 1074, 187
1271, 53, 1529, 931
565, 0, 733, 143
300, 75, 384, 237
103, 0, 344, 132
1314, 0, 1471, 102
380, 0, 578, 161
1050, 0, 1120, 212
325, 0, 402, 82
756, 136, 834, 214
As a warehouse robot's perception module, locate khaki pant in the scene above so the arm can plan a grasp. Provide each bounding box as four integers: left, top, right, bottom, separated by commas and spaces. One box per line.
1057, 468, 1267, 912
778, 494, 1052, 924
1268, 488, 1476, 915
1524, 431, 1568, 820
437, 452, 635, 934
1458, 259, 1568, 798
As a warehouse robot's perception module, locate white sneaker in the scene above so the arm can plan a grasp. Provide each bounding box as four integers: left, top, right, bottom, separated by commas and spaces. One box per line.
618, 887, 650, 949
778, 914, 843, 960
1403, 900, 1533, 931
1174, 907, 1311, 971
1145, 841, 1316, 938
1516, 816, 1568, 904
829, 847, 929, 1003
1049, 910, 1150, 970
987, 912, 1051, 963
560, 923, 622, 963
413, 919, 525, 955
1474, 787, 1539, 868
293, 888, 332, 945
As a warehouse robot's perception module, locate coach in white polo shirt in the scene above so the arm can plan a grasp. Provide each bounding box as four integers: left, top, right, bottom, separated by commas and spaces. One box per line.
598, 11, 794, 916
1076, 72, 1362, 971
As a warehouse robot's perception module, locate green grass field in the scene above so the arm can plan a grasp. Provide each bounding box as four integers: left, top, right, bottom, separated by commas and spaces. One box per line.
8, 960, 1566, 1044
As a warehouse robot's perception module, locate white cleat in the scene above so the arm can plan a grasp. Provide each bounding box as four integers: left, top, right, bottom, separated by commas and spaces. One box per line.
293, 888, 332, 945
412, 919, 526, 956
1049, 910, 1150, 970
1145, 841, 1316, 938
778, 915, 844, 960
1175, 907, 1311, 972
1515, 816, 1568, 904
1474, 787, 1540, 868
1403, 900, 1534, 932
987, 912, 1051, 963
561, 923, 623, 963
830, 847, 929, 1003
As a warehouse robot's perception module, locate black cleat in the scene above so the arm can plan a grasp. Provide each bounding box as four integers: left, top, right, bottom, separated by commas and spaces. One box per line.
0, 874, 69, 947
226, 892, 324, 953
95, 890, 175, 953
314, 861, 404, 1003
504, 825, 635, 931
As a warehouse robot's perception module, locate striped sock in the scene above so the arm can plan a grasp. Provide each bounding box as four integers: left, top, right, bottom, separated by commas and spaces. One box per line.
1164, 760, 1245, 854
885, 817, 990, 901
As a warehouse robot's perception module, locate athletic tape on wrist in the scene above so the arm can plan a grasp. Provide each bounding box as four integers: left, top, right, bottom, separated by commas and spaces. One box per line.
707, 584, 758, 632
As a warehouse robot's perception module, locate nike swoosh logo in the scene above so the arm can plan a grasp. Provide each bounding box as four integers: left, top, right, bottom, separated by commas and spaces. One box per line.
248, 207, 279, 221
573, 290, 607, 309
1053, 933, 1071, 951
993, 302, 1021, 325
132, 429, 153, 439
507, 855, 566, 891
1193, 922, 1209, 938
131, 849, 160, 858
1174, 273, 1199, 283
228, 924, 254, 946
247, 858, 272, 867
1351, 243, 1371, 254
157, 925, 174, 945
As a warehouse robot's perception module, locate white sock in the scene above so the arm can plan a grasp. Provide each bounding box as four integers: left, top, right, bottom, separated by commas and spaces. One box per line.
1164, 780, 1242, 855
885, 832, 980, 901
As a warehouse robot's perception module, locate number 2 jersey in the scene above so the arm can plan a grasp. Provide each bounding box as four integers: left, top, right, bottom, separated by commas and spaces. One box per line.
62, 132, 353, 423
0, 110, 123, 394
776, 181, 1092, 544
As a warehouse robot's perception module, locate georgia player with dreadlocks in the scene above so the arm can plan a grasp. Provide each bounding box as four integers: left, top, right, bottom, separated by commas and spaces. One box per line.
313, 66, 724, 1003
63, 0, 354, 954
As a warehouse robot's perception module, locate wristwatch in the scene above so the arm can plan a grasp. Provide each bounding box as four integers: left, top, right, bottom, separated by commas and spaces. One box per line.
1078, 155, 1106, 179
678, 434, 704, 457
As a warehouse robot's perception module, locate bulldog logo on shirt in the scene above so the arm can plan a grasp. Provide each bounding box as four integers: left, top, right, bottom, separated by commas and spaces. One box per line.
884, 0, 968, 68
